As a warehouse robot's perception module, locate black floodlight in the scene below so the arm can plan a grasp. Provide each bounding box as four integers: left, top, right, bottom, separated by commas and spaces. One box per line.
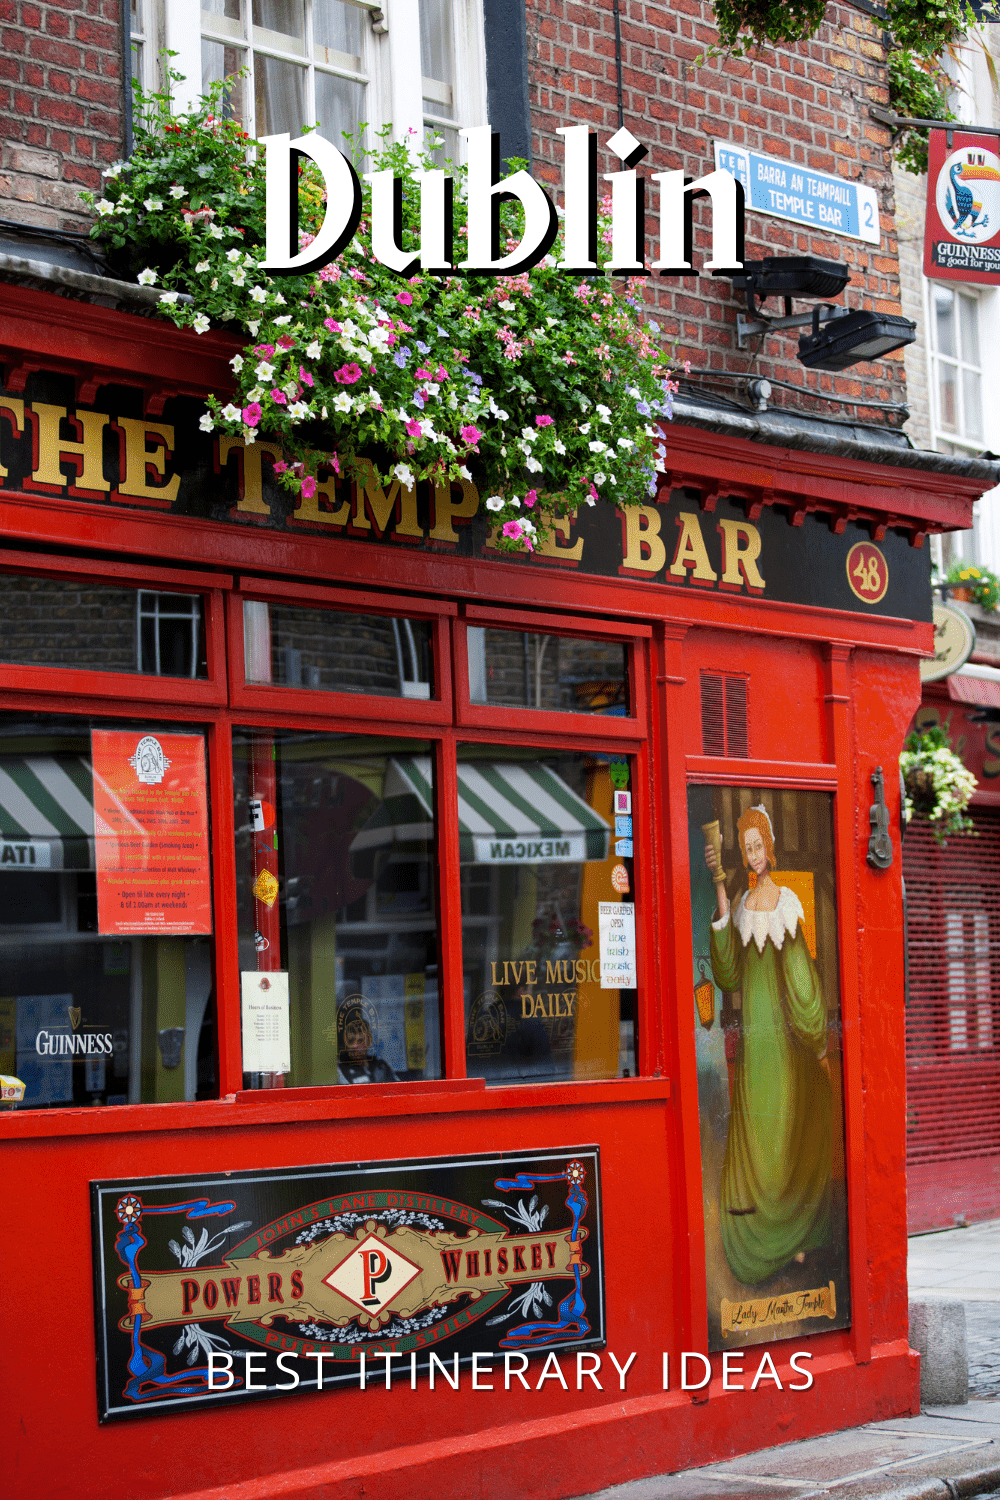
797, 308, 917, 370
721, 255, 851, 301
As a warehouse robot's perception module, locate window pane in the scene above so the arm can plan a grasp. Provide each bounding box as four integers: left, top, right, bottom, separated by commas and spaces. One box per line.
315, 70, 366, 146
233, 729, 440, 1087
203, 0, 241, 20
420, 0, 455, 115
314, 0, 361, 57
0, 716, 217, 1111
242, 600, 433, 696
254, 54, 306, 136
0, 576, 208, 678
938, 360, 957, 431
959, 293, 980, 367
252, 0, 304, 44
202, 39, 246, 119
460, 745, 637, 1084
934, 285, 956, 358
467, 627, 628, 715
963, 368, 983, 442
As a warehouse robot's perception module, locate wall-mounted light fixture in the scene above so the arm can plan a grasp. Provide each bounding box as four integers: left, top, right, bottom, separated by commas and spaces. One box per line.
717, 254, 915, 370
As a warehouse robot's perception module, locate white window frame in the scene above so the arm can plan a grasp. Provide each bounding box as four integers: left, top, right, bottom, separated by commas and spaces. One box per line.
162, 0, 487, 152
925, 276, 985, 460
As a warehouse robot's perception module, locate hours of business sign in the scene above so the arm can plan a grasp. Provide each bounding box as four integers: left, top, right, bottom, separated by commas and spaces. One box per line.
91, 1148, 604, 1420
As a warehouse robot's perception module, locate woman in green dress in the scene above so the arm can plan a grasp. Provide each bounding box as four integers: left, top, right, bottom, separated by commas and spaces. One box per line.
704, 805, 832, 1286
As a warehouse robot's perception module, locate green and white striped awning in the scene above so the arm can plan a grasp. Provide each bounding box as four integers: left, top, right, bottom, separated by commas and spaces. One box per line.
0, 756, 94, 871
351, 757, 610, 867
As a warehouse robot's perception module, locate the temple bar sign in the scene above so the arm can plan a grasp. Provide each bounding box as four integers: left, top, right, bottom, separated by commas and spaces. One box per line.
714, 142, 880, 245
0, 372, 930, 621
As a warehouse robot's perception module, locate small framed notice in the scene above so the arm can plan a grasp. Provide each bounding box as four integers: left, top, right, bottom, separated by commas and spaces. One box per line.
240, 971, 291, 1074
598, 902, 636, 990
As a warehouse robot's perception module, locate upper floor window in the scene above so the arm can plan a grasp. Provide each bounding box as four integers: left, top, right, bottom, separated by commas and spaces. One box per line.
146, 0, 486, 152
928, 281, 983, 457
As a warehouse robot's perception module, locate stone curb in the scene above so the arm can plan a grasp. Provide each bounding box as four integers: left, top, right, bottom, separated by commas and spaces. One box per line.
875, 1462, 1000, 1499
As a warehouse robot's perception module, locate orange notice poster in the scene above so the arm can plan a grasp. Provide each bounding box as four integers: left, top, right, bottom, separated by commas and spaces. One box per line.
92, 731, 212, 936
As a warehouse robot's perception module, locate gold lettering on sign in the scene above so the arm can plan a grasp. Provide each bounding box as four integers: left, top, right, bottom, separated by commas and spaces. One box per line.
30, 403, 110, 494
294, 471, 350, 526
0, 398, 25, 479
718, 518, 765, 592
217, 435, 281, 516
353, 456, 422, 539
429, 479, 479, 544
721, 1281, 837, 1336
669, 511, 717, 583
535, 511, 584, 563
621, 504, 666, 573
115, 417, 180, 504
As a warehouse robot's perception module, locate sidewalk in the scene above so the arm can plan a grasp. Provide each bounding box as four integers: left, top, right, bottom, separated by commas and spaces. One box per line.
571, 1222, 1000, 1500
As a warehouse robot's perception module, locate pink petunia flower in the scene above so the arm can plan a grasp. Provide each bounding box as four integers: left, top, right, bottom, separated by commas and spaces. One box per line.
460, 424, 481, 445
273, 460, 289, 474
271, 389, 288, 405
396, 291, 413, 305
254, 344, 275, 357
535, 415, 554, 427
524, 489, 538, 508
277, 334, 295, 350
333, 363, 363, 384
324, 318, 343, 333
415, 367, 433, 380
299, 367, 314, 387
300, 475, 317, 499
406, 420, 422, 439
242, 403, 262, 427
434, 366, 449, 381
502, 520, 524, 540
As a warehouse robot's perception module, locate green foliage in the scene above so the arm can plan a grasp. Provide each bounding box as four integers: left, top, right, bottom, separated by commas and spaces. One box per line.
887, 53, 955, 175
945, 560, 1000, 612
83, 71, 675, 555
710, 0, 827, 53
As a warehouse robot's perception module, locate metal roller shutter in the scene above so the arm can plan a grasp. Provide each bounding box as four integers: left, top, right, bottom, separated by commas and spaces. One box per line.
904, 811, 1000, 1231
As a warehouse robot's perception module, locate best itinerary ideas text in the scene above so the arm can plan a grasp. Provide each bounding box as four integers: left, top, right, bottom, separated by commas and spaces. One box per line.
205, 1348, 815, 1394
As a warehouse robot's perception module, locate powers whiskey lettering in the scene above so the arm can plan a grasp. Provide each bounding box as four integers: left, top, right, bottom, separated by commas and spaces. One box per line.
1, 373, 930, 619
91, 1149, 603, 1420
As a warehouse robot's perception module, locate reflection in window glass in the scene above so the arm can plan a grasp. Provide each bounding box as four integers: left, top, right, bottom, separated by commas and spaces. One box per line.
467, 627, 628, 715
243, 600, 433, 697
0, 577, 208, 678
459, 746, 636, 1083
0, 716, 217, 1110
233, 729, 440, 1087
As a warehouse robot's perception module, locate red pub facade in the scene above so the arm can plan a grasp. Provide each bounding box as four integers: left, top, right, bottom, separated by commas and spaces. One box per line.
0, 280, 995, 1499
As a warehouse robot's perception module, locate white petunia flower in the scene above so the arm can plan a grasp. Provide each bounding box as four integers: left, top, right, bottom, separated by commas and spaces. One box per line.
137, 268, 157, 285
594, 471, 607, 484
580, 422, 591, 435
243, 428, 257, 444
255, 361, 275, 381
596, 403, 611, 420
485, 495, 505, 512
287, 401, 311, 420
208, 224, 225, 239
274, 314, 292, 325
246, 386, 263, 401
250, 286, 268, 303
102, 162, 123, 178
247, 320, 260, 336
499, 299, 514, 311
617, 437, 633, 449
333, 391, 353, 412
305, 341, 322, 359
221, 403, 242, 421
525, 456, 543, 473
273, 293, 286, 305
230, 354, 244, 372
159, 291, 180, 306
195, 259, 210, 274
199, 412, 215, 431
143, 197, 163, 212
394, 462, 415, 486
554, 439, 566, 455
168, 184, 186, 199
459, 465, 472, 480
95, 199, 114, 216
192, 313, 210, 334
226, 248, 242, 262
588, 440, 607, 453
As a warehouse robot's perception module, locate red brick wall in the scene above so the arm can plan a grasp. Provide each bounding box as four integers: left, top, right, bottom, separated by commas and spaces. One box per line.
527, 0, 904, 419
0, 0, 125, 231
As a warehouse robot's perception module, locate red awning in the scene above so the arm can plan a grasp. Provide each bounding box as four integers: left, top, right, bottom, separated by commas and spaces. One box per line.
947, 672, 1000, 707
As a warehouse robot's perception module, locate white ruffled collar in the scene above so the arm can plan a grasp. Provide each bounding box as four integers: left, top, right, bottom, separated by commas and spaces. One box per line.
732, 884, 804, 954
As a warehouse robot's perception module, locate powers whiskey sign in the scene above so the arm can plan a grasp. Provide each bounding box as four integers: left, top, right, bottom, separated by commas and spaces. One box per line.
91, 1148, 604, 1420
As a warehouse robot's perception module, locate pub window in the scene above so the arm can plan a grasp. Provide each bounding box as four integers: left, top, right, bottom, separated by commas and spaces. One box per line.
466, 626, 629, 716
0, 715, 217, 1110
242, 599, 434, 697
0, 574, 209, 680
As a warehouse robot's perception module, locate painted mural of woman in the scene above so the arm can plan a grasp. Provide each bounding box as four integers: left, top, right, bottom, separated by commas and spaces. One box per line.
704, 805, 832, 1287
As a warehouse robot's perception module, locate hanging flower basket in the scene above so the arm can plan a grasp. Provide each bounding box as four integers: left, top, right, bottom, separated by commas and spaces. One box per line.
899, 722, 978, 843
